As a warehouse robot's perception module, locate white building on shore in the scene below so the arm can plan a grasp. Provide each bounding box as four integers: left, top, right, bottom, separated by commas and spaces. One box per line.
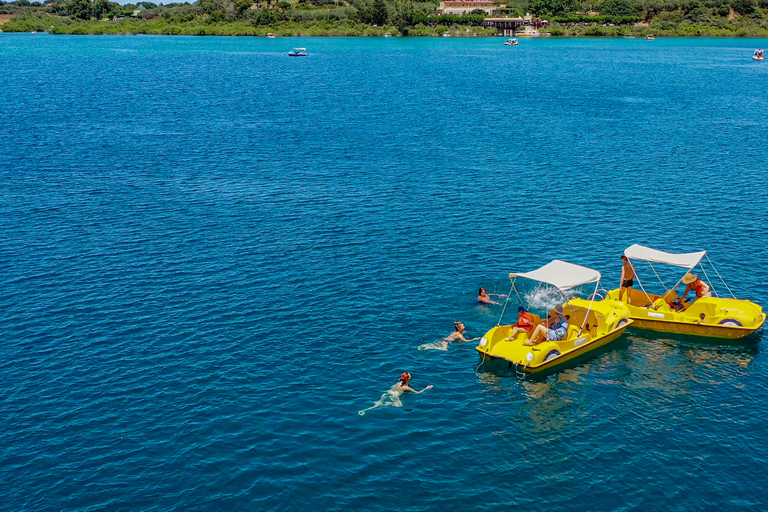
438, 1, 505, 16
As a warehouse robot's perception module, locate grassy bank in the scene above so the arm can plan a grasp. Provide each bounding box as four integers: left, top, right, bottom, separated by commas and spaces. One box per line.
0, 13, 500, 36
2, 0, 768, 38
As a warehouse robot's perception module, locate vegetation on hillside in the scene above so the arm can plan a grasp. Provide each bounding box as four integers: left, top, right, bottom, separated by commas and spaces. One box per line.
1, 0, 768, 36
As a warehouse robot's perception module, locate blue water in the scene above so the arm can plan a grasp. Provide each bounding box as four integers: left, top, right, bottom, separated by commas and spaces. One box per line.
2, 34, 768, 511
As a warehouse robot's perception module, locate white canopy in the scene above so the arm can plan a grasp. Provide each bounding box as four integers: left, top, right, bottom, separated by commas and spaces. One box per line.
509, 260, 601, 291
624, 244, 706, 269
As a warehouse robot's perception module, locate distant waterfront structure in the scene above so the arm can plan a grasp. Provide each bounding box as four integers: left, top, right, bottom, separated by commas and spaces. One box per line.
132, 4, 147, 17
483, 17, 526, 36
438, 1, 505, 16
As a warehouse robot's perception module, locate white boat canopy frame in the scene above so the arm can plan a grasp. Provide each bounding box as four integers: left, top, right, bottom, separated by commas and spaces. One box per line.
623, 244, 736, 301
624, 244, 706, 269
498, 260, 601, 336
509, 260, 601, 291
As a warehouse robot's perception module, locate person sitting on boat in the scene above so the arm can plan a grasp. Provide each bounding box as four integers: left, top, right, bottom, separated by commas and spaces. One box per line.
506, 306, 534, 340
681, 273, 711, 302
524, 305, 569, 346
358, 372, 433, 416
477, 287, 506, 305
618, 254, 635, 304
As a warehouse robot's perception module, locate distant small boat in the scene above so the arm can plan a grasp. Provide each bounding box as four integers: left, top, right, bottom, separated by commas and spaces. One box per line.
31, 30, 37, 34
504, 38, 519, 46
288, 48, 308, 57
625, 34, 635, 38
442, 32, 451, 37
384, 32, 392, 38
645, 35, 655, 40
267, 33, 276, 39
754, 49, 765, 61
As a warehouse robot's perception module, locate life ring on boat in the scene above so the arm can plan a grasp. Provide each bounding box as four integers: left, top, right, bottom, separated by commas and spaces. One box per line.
544, 349, 561, 362
718, 319, 743, 327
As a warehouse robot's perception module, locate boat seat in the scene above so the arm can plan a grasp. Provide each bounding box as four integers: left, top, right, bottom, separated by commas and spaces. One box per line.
627, 288, 659, 307
661, 289, 679, 302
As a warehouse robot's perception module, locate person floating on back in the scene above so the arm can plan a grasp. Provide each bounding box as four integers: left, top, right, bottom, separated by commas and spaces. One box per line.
358, 372, 433, 416
619, 254, 635, 304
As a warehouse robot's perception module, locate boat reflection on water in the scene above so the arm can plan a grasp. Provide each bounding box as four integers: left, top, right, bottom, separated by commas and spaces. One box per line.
476, 330, 760, 399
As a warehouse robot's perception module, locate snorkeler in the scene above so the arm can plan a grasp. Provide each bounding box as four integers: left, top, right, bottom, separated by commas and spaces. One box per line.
358, 372, 433, 416
418, 321, 480, 351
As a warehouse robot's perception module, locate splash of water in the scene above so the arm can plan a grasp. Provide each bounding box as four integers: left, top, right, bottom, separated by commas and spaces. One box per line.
523, 286, 577, 313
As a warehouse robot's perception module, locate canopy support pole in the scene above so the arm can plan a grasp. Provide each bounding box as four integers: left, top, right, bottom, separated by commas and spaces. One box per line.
648, 262, 666, 289
628, 258, 656, 308
698, 263, 719, 298
512, 277, 524, 306
578, 281, 600, 336
497, 282, 516, 326
705, 254, 736, 298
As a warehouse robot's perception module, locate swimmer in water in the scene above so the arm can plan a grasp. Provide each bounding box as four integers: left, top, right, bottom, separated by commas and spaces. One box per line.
418, 322, 480, 351
477, 287, 507, 305
358, 372, 433, 416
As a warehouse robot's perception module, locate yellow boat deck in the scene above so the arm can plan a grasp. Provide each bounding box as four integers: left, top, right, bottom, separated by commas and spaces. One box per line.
475, 298, 632, 373
605, 288, 766, 339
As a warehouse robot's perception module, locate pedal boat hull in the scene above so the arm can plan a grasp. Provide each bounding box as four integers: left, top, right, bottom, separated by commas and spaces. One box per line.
475, 298, 632, 374
605, 290, 766, 340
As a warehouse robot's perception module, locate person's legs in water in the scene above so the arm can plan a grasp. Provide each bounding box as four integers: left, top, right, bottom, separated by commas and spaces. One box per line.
358, 390, 403, 416
418, 339, 449, 351
358, 393, 389, 416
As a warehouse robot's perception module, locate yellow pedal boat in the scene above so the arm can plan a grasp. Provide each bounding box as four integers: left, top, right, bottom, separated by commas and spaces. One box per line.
604, 244, 766, 340
476, 260, 633, 374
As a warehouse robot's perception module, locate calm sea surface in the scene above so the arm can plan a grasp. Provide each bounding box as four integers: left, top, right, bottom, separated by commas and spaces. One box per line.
2, 34, 768, 511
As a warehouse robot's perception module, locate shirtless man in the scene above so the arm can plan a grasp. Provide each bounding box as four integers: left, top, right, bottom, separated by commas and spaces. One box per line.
358, 372, 433, 416
618, 255, 635, 304
419, 321, 479, 351
477, 288, 507, 305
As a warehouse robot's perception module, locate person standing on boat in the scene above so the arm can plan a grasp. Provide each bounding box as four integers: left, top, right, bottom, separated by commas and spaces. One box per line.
477, 288, 506, 305
358, 372, 433, 416
681, 273, 711, 302
506, 306, 534, 340
618, 255, 635, 304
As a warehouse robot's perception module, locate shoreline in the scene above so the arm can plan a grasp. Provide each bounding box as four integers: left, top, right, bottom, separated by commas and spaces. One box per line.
3, 14, 768, 38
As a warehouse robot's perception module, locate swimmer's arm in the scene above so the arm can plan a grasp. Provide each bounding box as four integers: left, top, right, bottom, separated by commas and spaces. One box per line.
456, 334, 480, 342
488, 293, 507, 298
407, 385, 433, 394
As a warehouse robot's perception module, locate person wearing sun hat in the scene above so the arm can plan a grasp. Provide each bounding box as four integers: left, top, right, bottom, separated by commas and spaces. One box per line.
681, 273, 711, 302
524, 304, 569, 346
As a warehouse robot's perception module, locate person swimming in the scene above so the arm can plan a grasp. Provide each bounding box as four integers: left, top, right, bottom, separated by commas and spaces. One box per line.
418, 321, 480, 351
477, 287, 507, 305
358, 372, 433, 416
